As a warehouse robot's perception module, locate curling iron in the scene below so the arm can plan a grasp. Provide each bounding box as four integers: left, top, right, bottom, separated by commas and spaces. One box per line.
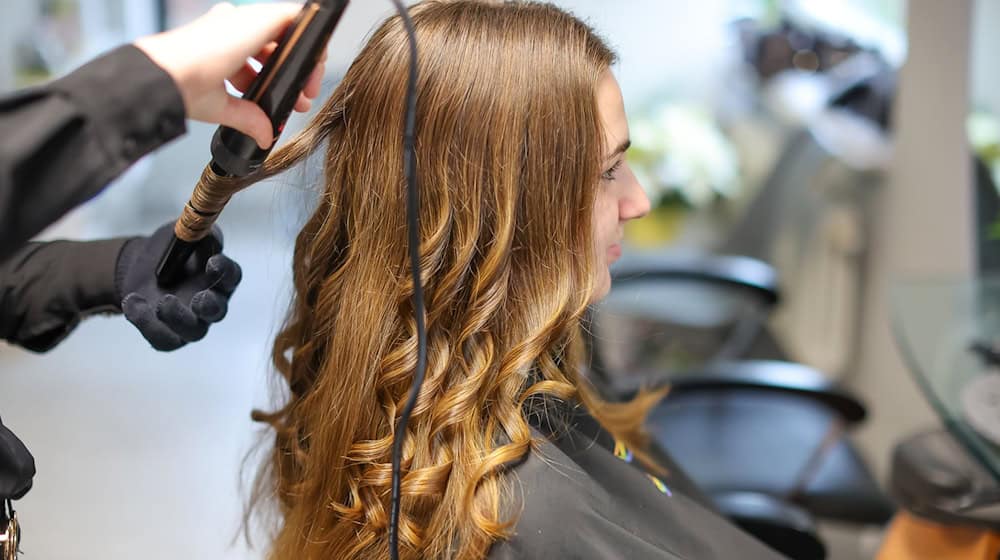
155, 2, 421, 558
156, 0, 350, 286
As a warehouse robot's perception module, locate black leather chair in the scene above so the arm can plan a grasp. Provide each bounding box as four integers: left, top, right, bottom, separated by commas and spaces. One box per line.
592, 251, 787, 382
712, 492, 827, 560
588, 255, 895, 559
641, 361, 894, 526
637, 383, 830, 560
597, 360, 895, 560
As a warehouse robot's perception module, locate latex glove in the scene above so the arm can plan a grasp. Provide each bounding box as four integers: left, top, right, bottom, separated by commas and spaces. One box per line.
133, 2, 328, 149
115, 222, 242, 351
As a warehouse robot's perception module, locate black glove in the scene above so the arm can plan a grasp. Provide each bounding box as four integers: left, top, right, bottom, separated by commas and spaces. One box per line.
0, 419, 33, 501
115, 222, 242, 351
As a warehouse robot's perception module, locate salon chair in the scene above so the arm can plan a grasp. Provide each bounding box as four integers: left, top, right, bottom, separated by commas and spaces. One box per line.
595, 255, 894, 521
645, 415, 832, 558
591, 251, 787, 386
589, 257, 895, 559
590, 358, 894, 560
643, 361, 893, 524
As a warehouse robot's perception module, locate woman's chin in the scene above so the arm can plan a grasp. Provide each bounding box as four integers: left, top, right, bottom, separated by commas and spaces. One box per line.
589, 268, 612, 304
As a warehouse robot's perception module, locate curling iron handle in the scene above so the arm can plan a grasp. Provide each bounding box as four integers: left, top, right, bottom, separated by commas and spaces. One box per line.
155, 164, 232, 285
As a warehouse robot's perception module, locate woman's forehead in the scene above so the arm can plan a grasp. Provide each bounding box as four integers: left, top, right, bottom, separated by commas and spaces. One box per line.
597, 71, 629, 153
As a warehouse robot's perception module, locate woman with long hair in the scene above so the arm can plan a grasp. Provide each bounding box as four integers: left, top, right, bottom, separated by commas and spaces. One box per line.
244, 1, 783, 558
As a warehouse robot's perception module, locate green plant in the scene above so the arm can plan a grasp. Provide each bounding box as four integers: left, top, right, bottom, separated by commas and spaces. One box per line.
628, 102, 740, 210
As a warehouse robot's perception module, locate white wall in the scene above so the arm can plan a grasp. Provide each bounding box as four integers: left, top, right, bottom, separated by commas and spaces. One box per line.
970, 0, 1000, 116
848, 0, 974, 478
90, 0, 749, 234
327, 0, 742, 110
0, 2, 39, 92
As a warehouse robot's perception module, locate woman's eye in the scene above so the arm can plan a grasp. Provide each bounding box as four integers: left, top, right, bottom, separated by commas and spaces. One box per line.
602, 160, 623, 181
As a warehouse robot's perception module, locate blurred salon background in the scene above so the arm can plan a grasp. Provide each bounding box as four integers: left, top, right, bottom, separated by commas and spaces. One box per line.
2, 1, 998, 558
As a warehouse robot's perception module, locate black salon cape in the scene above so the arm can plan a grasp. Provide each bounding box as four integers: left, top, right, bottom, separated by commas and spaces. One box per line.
488, 405, 786, 559
0, 44, 186, 500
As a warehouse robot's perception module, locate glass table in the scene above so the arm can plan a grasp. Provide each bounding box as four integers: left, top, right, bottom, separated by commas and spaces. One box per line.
890, 277, 1000, 482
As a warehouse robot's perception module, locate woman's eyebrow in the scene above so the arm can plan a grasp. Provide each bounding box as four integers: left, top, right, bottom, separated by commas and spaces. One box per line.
605, 139, 631, 160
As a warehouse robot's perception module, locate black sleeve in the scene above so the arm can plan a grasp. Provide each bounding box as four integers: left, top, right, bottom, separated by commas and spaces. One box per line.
0, 415, 34, 500
0, 238, 129, 352
0, 44, 186, 263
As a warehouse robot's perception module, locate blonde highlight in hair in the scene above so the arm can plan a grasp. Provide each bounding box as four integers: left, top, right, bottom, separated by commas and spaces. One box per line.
244, 2, 660, 558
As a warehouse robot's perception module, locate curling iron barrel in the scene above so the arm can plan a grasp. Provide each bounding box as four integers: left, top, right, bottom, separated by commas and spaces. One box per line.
156, 0, 349, 286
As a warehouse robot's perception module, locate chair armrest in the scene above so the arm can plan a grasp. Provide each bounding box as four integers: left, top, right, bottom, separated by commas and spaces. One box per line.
666, 360, 868, 424
713, 491, 827, 560
610, 252, 781, 306
610, 360, 867, 423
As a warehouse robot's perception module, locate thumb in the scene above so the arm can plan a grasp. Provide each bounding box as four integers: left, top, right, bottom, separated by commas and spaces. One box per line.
219, 96, 274, 149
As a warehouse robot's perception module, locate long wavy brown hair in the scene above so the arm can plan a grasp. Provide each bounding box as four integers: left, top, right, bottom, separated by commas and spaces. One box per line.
243, 1, 663, 558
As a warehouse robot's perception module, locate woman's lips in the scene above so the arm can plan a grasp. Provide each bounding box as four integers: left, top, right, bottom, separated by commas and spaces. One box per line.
607, 243, 622, 262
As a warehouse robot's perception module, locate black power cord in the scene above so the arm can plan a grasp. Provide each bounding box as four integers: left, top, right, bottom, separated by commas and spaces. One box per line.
387, 1, 423, 559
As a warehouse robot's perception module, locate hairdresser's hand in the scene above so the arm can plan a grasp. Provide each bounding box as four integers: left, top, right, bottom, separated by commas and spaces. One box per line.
133, 2, 328, 149
115, 222, 242, 351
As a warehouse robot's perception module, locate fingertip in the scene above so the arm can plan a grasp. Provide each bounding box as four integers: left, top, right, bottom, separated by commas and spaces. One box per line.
122, 294, 185, 351
157, 294, 209, 342
303, 62, 324, 99
294, 94, 312, 113
229, 260, 243, 287
205, 254, 225, 278
121, 293, 149, 318
254, 122, 273, 150
192, 290, 228, 323
253, 41, 279, 64
157, 293, 183, 313
221, 97, 272, 150
206, 254, 242, 294
255, 127, 272, 150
